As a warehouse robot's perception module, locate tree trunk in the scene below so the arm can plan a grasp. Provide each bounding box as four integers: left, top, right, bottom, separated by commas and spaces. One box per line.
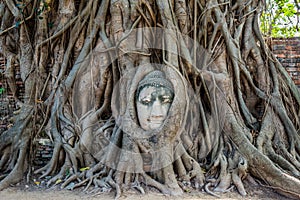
0, 0, 299, 199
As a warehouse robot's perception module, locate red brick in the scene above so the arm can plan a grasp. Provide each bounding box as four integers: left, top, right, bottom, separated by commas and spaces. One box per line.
276, 54, 286, 58
272, 37, 300, 86
286, 45, 293, 50
293, 79, 300, 86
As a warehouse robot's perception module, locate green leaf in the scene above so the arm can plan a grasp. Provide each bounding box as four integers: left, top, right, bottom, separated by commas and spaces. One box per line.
80, 167, 90, 172
0, 87, 5, 94
65, 168, 70, 176
260, 0, 299, 38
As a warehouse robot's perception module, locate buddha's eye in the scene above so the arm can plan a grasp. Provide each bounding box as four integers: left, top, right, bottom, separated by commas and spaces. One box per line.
161, 96, 173, 104
140, 98, 152, 105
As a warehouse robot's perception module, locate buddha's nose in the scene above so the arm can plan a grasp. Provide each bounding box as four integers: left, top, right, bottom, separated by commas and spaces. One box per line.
150, 100, 164, 118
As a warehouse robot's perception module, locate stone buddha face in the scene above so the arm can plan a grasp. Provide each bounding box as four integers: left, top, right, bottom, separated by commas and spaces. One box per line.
136, 71, 174, 131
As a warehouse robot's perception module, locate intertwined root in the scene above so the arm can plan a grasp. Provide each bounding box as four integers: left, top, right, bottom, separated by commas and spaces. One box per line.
0, 106, 34, 191
0, 0, 300, 199
31, 119, 253, 199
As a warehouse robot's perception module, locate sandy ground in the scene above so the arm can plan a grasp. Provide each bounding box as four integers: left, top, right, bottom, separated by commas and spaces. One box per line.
0, 181, 291, 200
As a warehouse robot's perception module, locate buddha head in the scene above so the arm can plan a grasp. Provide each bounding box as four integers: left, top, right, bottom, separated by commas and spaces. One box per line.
136, 70, 174, 131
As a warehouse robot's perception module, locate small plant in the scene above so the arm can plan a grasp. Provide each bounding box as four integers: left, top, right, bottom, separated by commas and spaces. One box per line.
0, 87, 5, 95
261, 0, 299, 37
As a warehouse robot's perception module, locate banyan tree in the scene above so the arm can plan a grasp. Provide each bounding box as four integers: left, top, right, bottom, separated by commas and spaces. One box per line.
0, 0, 299, 199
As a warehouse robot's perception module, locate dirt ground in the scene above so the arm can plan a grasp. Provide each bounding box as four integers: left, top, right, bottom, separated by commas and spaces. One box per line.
0, 179, 292, 200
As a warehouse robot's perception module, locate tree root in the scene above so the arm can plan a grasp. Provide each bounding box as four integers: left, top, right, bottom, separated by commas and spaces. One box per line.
214, 154, 231, 192
131, 176, 145, 195
227, 112, 300, 199
0, 106, 33, 191
142, 173, 181, 196
205, 182, 220, 198
0, 136, 29, 190
0, 147, 11, 170
232, 169, 247, 196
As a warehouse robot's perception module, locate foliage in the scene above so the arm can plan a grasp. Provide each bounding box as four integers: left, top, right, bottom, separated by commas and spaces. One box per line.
260, 0, 300, 37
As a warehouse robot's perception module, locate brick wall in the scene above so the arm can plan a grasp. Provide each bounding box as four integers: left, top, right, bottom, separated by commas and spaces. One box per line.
271, 37, 300, 87
0, 57, 24, 132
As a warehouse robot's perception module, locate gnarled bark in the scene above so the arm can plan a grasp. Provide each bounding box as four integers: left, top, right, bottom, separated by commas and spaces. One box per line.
0, 0, 299, 199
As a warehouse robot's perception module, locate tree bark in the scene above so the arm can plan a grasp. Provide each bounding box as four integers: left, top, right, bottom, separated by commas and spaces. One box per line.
0, 0, 299, 199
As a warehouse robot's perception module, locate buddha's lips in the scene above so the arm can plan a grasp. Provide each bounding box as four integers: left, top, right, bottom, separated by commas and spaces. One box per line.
148, 119, 164, 124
